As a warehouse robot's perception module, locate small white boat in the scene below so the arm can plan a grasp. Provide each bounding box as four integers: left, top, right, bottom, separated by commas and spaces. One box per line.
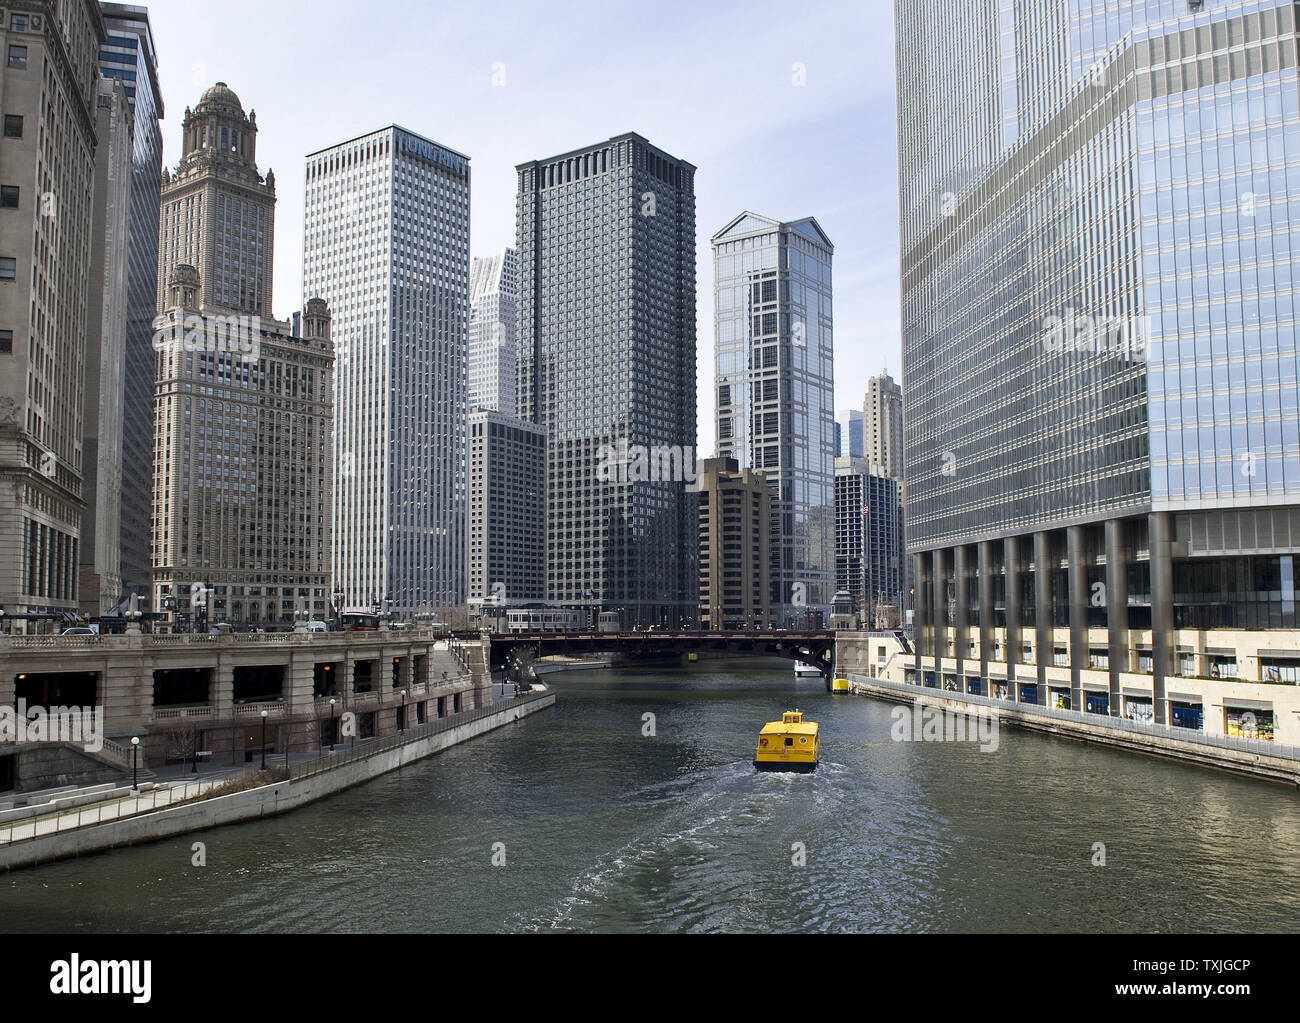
794, 661, 822, 677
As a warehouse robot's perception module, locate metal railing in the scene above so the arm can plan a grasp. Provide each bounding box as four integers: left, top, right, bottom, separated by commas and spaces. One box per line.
852, 674, 1300, 762
289, 690, 554, 783
0, 779, 213, 848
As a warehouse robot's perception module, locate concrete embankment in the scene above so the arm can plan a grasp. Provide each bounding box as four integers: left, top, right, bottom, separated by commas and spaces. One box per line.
848, 676, 1300, 788
534, 658, 611, 674
0, 693, 555, 872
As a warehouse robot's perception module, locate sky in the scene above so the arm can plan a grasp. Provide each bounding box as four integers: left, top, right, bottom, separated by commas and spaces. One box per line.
146, 0, 901, 456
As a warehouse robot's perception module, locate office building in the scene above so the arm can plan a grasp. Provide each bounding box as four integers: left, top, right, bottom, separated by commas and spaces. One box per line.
517, 133, 696, 627
835, 456, 903, 629
697, 457, 773, 630
99, 1, 163, 605
468, 247, 518, 415
80, 78, 133, 616
467, 409, 546, 607
151, 271, 334, 629
0, 1, 106, 630
898, 0, 1300, 740
864, 372, 904, 482
158, 82, 274, 318
304, 126, 470, 619
836, 409, 863, 459
713, 212, 835, 627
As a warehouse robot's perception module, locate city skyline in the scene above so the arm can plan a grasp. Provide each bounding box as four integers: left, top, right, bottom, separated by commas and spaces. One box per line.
141, 0, 897, 455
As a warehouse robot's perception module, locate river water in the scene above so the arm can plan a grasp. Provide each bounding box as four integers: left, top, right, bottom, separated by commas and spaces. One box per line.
4, 662, 1299, 933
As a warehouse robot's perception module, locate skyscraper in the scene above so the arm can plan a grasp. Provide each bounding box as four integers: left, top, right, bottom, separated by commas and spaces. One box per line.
835, 456, 902, 628
467, 409, 546, 606
0, 1, 106, 631
713, 212, 835, 627
99, 1, 163, 606
899, 0, 1300, 735
304, 127, 470, 619
697, 457, 774, 630
836, 409, 864, 458
468, 248, 518, 415
80, 78, 133, 616
516, 133, 696, 628
864, 372, 903, 482
158, 83, 274, 318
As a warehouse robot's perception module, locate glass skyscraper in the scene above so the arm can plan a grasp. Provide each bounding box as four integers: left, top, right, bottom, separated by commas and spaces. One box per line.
899, 0, 1300, 727
517, 133, 697, 628
304, 127, 470, 619
468, 248, 518, 415
713, 213, 835, 627
97, 2, 163, 605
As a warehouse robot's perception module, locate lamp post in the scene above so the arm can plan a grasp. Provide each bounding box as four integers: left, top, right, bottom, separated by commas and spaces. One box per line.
130, 736, 140, 793
260, 709, 268, 771
400, 689, 407, 733
330, 697, 337, 752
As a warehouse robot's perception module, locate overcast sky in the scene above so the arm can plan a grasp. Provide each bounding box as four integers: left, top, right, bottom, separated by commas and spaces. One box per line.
147, 0, 900, 455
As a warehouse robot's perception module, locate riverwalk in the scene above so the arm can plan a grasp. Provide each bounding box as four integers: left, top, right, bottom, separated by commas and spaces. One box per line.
0, 690, 555, 871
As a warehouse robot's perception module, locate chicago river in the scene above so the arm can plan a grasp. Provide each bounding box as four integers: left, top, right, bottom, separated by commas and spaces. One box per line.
4, 662, 1299, 933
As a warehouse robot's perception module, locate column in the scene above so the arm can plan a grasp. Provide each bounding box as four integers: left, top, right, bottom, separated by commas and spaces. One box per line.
978, 540, 994, 697
1068, 524, 1087, 712
932, 547, 947, 687
1005, 535, 1022, 690
1034, 530, 1052, 703
1105, 518, 1129, 717
913, 552, 928, 682
1149, 511, 1174, 726
954, 545, 969, 692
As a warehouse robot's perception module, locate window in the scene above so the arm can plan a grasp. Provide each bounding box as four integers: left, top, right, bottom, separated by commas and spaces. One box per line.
3, 116, 22, 138
7, 46, 26, 69
0, 187, 18, 209
9, 15, 28, 32
0, 330, 11, 354
0, 258, 15, 281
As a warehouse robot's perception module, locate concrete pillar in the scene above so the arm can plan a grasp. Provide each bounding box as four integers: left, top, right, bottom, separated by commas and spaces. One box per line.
1068, 524, 1087, 711
978, 541, 994, 697
932, 548, 947, 686
913, 553, 928, 681
1149, 511, 1175, 726
954, 545, 969, 691
1105, 518, 1129, 717
287, 651, 315, 714
1034, 530, 1052, 703
1005, 535, 1022, 688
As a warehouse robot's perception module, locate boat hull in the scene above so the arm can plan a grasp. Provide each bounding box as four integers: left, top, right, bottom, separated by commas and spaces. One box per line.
753, 759, 819, 773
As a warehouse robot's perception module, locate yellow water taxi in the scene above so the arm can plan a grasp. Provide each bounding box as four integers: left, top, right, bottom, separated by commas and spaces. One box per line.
754, 710, 820, 773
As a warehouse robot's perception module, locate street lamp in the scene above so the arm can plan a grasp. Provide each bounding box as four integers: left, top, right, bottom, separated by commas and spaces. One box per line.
400, 689, 407, 733
130, 736, 140, 792
330, 697, 337, 752
260, 709, 268, 770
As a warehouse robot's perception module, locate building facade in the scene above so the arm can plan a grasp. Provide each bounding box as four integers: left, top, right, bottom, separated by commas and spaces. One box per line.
467, 408, 546, 606
516, 133, 697, 628
713, 212, 835, 627
468, 247, 518, 415
0, 0, 106, 631
696, 456, 773, 630
304, 126, 470, 620
835, 456, 903, 629
151, 270, 334, 630
98, 1, 163, 606
898, 0, 1300, 739
864, 372, 903, 483
836, 409, 863, 459
158, 82, 274, 319
80, 77, 133, 616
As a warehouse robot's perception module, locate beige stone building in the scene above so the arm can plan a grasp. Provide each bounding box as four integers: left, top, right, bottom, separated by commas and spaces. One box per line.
0, 1, 107, 631
157, 82, 274, 319
697, 457, 774, 629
